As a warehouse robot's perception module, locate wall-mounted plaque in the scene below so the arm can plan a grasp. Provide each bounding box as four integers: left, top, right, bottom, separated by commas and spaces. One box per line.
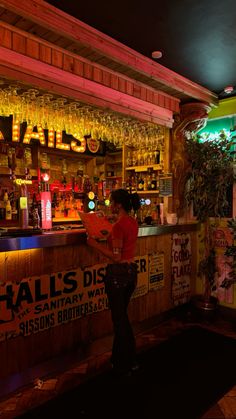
159, 174, 173, 197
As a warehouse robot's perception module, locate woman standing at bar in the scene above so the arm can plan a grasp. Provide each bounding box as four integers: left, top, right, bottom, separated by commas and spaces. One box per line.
87, 189, 140, 376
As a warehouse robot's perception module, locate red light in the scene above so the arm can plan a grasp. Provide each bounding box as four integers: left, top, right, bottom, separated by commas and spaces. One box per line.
41, 172, 50, 182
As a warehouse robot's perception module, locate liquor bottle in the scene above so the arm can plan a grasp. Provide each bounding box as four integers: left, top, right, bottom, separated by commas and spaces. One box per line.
0, 199, 5, 220
155, 150, 160, 164
138, 175, 144, 191
147, 174, 152, 190
151, 173, 157, 190
3, 190, 8, 207
5, 200, 12, 220
126, 151, 132, 167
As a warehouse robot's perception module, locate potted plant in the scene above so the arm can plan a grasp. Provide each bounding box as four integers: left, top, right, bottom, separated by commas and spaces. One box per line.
184, 130, 236, 310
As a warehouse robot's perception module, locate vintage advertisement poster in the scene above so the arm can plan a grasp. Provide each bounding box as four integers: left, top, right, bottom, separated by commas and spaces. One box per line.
148, 252, 164, 291
132, 255, 149, 299
0, 255, 148, 341
171, 233, 191, 305
213, 225, 233, 304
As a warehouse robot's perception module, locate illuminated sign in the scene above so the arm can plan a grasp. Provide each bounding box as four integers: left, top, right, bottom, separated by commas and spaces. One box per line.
0, 118, 87, 154
14, 179, 33, 186
40, 191, 52, 230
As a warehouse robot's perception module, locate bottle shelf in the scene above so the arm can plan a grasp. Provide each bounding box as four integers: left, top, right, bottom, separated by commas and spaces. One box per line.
106, 176, 122, 179
106, 160, 122, 165
126, 164, 162, 172
0, 166, 38, 177
137, 190, 159, 194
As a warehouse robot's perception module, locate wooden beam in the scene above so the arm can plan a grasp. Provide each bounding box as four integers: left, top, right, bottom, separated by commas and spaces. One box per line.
0, 0, 218, 106
0, 20, 180, 113
0, 46, 174, 127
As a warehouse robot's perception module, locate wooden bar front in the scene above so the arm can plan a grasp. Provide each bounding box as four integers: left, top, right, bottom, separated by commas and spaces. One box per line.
0, 225, 198, 379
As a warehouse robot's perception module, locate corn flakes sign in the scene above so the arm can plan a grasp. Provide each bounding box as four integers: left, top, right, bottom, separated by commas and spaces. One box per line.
0, 256, 148, 341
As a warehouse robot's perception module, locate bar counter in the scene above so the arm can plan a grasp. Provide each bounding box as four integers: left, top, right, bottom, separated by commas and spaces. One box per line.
0, 222, 199, 252
0, 221, 199, 381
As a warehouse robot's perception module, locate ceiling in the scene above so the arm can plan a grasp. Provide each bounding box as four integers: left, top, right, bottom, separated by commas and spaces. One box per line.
45, 0, 236, 99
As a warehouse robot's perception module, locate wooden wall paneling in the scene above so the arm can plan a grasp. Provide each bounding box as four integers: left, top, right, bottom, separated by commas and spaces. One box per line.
140, 86, 147, 102
41, 247, 55, 275
146, 89, 154, 103
153, 92, 159, 106
71, 244, 84, 269
12, 32, 26, 54
0, 26, 12, 48
84, 62, 93, 80
53, 245, 74, 271
93, 67, 103, 84
51, 48, 63, 68
26, 38, 39, 59
159, 94, 165, 108
110, 74, 119, 91
170, 98, 177, 113
4, 250, 19, 283
30, 329, 52, 364
133, 84, 141, 99
80, 315, 94, 344
88, 310, 113, 341
39, 43, 52, 65
102, 71, 111, 87
126, 81, 134, 96
6, 337, 22, 375
63, 54, 74, 73
73, 59, 84, 77
118, 77, 126, 93
0, 338, 8, 377
0, 253, 7, 282
16, 249, 32, 280
30, 248, 44, 277
164, 96, 171, 109
50, 322, 72, 355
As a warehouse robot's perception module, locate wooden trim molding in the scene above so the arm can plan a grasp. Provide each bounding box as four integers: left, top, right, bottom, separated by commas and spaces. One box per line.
0, 0, 218, 106
0, 21, 180, 114
0, 46, 174, 126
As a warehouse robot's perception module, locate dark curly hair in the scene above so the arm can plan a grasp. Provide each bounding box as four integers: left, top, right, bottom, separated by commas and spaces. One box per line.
110, 189, 140, 213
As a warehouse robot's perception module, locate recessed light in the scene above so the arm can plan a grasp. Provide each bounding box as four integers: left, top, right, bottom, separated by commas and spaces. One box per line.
152, 51, 162, 59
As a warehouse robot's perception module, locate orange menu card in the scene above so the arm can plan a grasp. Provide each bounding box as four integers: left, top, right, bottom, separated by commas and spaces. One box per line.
78, 211, 112, 240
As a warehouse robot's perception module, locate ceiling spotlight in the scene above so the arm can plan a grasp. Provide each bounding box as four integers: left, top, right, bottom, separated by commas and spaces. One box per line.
152, 51, 162, 59
224, 86, 234, 94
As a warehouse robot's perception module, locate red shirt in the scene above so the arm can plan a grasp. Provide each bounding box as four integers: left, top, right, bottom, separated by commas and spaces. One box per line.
108, 215, 138, 261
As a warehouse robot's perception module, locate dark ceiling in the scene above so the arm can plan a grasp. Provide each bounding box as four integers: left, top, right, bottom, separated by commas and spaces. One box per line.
46, 0, 236, 99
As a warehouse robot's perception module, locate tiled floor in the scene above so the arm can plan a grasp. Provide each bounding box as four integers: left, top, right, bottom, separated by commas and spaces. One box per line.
1, 306, 236, 418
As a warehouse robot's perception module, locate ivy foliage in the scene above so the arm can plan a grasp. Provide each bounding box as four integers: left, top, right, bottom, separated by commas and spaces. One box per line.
184, 130, 236, 222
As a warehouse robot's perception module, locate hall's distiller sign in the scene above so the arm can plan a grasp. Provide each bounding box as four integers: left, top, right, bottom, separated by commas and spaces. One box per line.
0, 256, 148, 341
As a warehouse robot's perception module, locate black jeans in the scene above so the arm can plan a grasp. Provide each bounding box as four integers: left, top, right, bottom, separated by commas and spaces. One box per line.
105, 262, 137, 372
